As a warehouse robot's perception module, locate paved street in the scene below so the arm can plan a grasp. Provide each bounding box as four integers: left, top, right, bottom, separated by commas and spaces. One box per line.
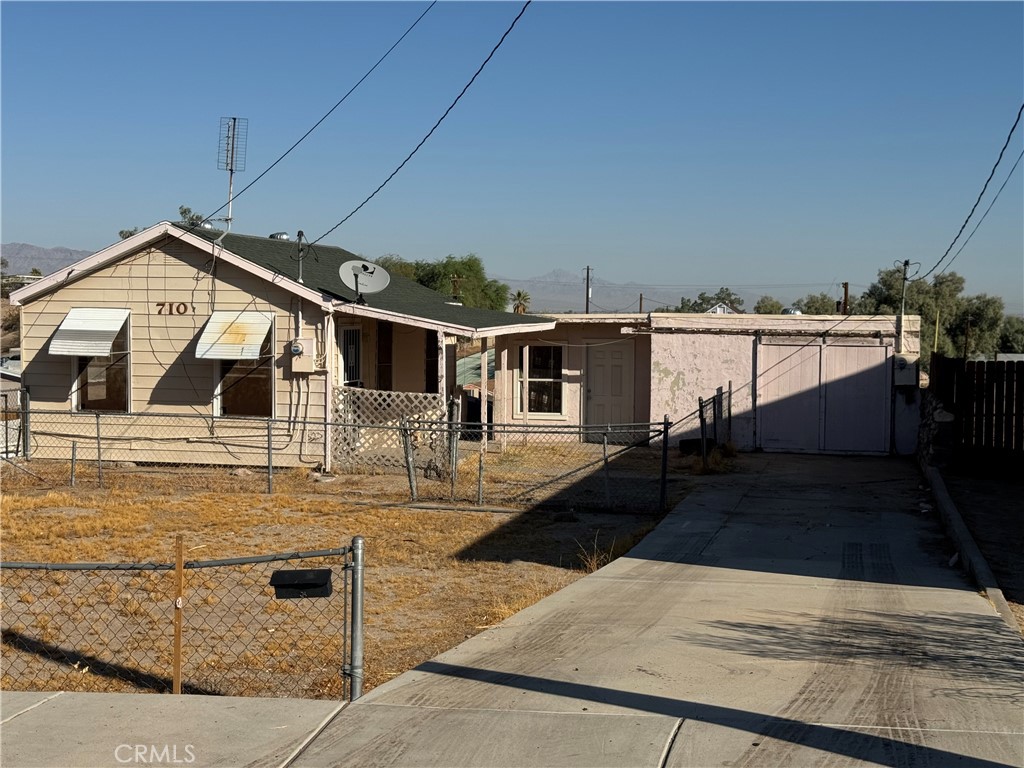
3, 454, 1022, 767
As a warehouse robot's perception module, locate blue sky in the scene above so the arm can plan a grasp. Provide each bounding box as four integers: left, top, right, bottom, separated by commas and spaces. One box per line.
2, 1, 1022, 312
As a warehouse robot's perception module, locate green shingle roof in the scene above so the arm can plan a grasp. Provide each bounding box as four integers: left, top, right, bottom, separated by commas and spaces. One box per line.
190, 228, 549, 334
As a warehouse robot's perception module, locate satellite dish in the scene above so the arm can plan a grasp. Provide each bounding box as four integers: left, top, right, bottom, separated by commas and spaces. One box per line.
339, 260, 391, 303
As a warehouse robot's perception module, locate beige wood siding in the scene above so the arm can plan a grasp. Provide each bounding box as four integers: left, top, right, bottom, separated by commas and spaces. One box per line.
18, 236, 330, 467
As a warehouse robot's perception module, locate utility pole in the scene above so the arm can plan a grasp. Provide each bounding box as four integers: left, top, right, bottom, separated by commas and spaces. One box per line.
639, 293, 644, 313
842, 282, 849, 315
585, 266, 591, 314
898, 259, 910, 353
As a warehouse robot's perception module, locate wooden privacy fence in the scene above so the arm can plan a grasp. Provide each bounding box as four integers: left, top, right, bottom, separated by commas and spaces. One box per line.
929, 354, 1024, 453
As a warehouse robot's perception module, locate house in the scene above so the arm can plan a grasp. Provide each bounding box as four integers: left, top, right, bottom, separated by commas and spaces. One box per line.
704, 302, 740, 314
492, 312, 922, 455
9, 221, 554, 469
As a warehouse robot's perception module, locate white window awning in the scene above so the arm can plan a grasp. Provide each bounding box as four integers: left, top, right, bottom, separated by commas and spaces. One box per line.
50, 308, 131, 356
196, 311, 274, 359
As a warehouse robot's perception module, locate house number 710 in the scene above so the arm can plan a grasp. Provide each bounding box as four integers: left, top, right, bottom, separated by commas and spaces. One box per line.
155, 303, 196, 315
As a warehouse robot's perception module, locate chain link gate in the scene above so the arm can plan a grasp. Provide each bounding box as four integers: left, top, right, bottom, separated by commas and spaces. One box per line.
1, 538, 364, 700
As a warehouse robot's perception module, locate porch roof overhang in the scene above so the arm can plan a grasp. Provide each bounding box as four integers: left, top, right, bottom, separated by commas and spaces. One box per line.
330, 300, 556, 339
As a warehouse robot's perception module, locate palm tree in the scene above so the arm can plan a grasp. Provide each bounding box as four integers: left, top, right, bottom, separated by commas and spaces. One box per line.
512, 290, 530, 314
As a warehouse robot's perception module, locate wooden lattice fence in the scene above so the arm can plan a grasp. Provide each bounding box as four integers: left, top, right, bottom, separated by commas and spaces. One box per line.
332, 387, 447, 471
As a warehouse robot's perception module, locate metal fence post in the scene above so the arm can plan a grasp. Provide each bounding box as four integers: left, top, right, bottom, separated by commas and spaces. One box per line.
660, 414, 669, 511
400, 419, 418, 501
602, 428, 611, 509
477, 441, 485, 506
349, 536, 365, 701
727, 380, 733, 444
21, 390, 30, 459
714, 387, 723, 446
173, 534, 184, 694
3, 393, 8, 458
266, 419, 273, 494
95, 412, 103, 488
698, 397, 708, 471
71, 442, 77, 487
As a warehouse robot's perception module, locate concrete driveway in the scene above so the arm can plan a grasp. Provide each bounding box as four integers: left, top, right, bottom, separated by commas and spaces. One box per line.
2, 454, 1021, 767
294, 454, 1023, 767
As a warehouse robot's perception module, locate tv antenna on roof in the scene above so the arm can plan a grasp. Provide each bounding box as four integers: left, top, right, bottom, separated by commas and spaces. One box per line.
216, 117, 248, 232
339, 260, 390, 305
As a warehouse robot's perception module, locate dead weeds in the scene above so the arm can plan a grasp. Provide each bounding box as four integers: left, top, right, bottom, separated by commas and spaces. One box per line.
1, 482, 670, 696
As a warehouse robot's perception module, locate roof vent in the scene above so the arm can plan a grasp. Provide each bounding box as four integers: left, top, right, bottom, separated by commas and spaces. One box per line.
269, 232, 290, 241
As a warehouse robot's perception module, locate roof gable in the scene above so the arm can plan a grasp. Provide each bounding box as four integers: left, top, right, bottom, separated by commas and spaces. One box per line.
12, 222, 555, 338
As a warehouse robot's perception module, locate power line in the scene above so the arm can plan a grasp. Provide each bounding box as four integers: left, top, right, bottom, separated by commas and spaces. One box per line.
500, 278, 842, 289
919, 101, 1024, 280
939, 146, 1024, 277
310, 0, 532, 246
167, 2, 438, 242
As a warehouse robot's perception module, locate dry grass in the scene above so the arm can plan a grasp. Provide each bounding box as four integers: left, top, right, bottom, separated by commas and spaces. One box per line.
1, 482, 668, 697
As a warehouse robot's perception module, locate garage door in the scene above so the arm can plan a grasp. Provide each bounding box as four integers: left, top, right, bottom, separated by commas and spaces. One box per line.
756, 340, 891, 454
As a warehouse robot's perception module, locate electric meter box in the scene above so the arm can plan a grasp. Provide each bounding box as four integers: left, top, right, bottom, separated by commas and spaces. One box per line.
290, 338, 316, 374
893, 353, 919, 387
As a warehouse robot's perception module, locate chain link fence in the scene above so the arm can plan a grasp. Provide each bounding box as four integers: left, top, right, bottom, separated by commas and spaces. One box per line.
403, 421, 670, 512
0, 539, 364, 700
3, 403, 673, 511
1, 389, 24, 459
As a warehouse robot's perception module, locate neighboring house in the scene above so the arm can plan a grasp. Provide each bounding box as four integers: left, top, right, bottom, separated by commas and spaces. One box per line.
9, 221, 554, 469
492, 312, 922, 455
704, 302, 740, 314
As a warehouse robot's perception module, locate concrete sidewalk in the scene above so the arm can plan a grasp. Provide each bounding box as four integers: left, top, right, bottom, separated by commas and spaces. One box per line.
3, 455, 1022, 768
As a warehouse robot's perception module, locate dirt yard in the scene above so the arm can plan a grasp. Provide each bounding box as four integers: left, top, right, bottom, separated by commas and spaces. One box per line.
938, 459, 1024, 633
0, 468, 682, 697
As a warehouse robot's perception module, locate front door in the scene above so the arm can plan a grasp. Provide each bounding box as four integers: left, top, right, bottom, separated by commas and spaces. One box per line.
585, 341, 635, 425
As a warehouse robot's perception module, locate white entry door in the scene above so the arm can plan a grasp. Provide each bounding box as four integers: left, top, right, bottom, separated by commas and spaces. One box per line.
586, 341, 634, 425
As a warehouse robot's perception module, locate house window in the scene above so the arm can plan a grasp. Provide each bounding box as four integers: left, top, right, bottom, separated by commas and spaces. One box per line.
517, 345, 564, 415
76, 322, 130, 413
341, 327, 362, 385
219, 333, 273, 417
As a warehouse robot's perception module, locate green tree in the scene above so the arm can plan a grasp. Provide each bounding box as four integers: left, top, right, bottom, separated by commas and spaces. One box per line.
676, 287, 744, 313
948, 294, 1005, 358
369, 254, 509, 312
177, 206, 205, 226
754, 295, 784, 314
855, 268, 1006, 361
29, 268, 42, 277
998, 316, 1024, 354
374, 254, 417, 280
511, 290, 531, 314
793, 292, 839, 315
120, 204, 205, 240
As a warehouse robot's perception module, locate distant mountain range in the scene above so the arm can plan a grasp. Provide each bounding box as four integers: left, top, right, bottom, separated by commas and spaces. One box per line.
496, 269, 680, 314
2, 243, 92, 277
0, 243, 688, 314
